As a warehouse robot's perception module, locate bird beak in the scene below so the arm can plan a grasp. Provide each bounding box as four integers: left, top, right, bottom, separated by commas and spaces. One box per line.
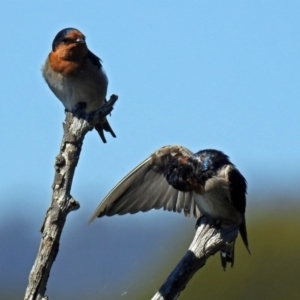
76, 38, 85, 43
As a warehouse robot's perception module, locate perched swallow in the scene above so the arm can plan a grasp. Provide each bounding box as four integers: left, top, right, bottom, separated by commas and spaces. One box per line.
90, 145, 250, 269
42, 28, 116, 143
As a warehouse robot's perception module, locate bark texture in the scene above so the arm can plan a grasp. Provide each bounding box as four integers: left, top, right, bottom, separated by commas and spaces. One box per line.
151, 216, 239, 300
24, 95, 118, 300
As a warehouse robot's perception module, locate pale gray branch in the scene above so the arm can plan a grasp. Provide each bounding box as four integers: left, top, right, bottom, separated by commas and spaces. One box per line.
151, 216, 238, 300
24, 95, 118, 300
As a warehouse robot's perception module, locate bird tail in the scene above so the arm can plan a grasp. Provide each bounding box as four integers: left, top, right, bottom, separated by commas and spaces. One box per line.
220, 218, 251, 270
220, 240, 235, 271
94, 119, 116, 143
239, 216, 251, 254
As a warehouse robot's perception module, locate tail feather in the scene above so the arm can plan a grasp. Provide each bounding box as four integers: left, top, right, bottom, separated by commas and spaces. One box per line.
220, 240, 235, 271
239, 216, 251, 254
94, 119, 116, 143
220, 217, 250, 270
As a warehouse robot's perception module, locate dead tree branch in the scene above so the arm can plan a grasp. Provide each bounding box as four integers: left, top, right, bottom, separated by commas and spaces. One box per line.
151, 216, 238, 300
24, 95, 118, 300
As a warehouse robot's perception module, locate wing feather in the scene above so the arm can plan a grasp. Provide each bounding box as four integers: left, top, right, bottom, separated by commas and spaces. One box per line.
89, 145, 198, 223
226, 165, 249, 251
175, 192, 185, 213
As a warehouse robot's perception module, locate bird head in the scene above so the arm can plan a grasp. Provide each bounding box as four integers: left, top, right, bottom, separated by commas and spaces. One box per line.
51, 28, 88, 60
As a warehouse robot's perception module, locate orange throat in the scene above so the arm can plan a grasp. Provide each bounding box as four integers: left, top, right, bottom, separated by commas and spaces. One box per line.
49, 52, 82, 75
49, 43, 88, 75
188, 177, 204, 194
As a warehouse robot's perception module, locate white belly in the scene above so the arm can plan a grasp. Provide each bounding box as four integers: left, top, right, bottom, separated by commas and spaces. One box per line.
194, 176, 241, 225
42, 59, 108, 113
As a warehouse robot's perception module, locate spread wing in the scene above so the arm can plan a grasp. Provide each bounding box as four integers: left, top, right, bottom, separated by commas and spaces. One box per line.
89, 145, 200, 223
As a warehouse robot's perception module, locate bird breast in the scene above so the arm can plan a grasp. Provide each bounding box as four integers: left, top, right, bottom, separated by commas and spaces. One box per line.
194, 175, 241, 226
42, 57, 108, 113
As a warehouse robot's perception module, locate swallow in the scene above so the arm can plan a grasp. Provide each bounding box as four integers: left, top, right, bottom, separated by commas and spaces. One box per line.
42, 28, 116, 143
89, 145, 250, 269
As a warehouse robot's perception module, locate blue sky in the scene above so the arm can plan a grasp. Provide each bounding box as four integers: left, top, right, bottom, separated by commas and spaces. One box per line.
1, 1, 299, 223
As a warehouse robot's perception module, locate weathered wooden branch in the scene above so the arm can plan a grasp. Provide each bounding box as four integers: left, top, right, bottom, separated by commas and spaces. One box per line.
151, 216, 239, 300
24, 95, 118, 300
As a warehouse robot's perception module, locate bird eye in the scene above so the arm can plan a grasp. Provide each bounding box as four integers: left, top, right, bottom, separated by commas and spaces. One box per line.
61, 38, 72, 44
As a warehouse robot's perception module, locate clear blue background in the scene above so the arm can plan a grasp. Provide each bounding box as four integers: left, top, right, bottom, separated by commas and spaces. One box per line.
0, 1, 299, 299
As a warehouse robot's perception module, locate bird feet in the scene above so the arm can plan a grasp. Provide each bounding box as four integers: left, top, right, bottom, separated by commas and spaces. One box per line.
91, 94, 118, 121
71, 95, 118, 143
73, 102, 87, 119
72, 94, 118, 122
195, 215, 222, 230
